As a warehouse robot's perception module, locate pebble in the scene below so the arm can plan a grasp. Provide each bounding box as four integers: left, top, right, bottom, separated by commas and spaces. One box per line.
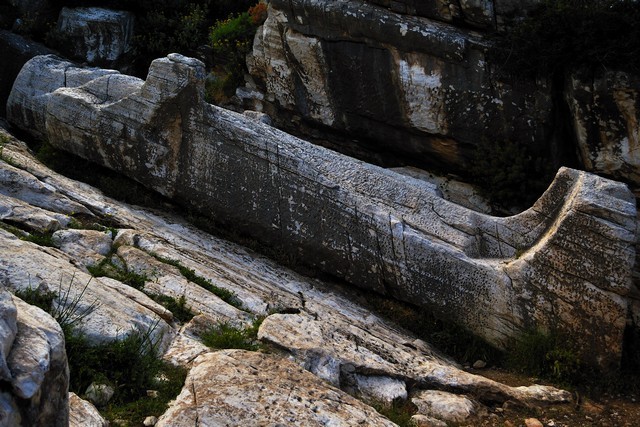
473, 360, 487, 369
143, 416, 158, 426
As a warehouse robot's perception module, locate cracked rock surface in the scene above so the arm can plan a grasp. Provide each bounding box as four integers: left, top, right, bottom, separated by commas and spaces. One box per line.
0, 126, 574, 425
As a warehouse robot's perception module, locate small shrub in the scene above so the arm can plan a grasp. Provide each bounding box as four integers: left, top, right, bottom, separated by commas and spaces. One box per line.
201, 318, 263, 350
507, 329, 582, 384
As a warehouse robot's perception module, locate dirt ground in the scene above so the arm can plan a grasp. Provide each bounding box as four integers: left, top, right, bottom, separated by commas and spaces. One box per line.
472, 368, 640, 427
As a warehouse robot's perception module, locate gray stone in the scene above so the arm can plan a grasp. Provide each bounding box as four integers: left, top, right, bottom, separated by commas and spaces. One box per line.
6, 54, 637, 369
5, 296, 69, 426
69, 392, 108, 427
52, 229, 113, 267
566, 69, 640, 186
412, 390, 482, 424
0, 30, 54, 116
0, 290, 17, 382
155, 350, 398, 427
143, 416, 158, 426
0, 129, 576, 420
85, 383, 114, 407
57, 7, 134, 64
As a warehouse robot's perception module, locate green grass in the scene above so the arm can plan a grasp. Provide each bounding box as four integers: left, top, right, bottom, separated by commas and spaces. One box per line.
152, 254, 243, 309
13, 286, 57, 313
371, 400, 416, 427
149, 294, 194, 323
87, 258, 149, 290
22, 231, 56, 247
201, 318, 263, 351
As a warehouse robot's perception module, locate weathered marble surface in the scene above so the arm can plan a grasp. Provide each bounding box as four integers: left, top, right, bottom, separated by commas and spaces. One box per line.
0, 127, 572, 425
56, 7, 134, 64
245, 0, 553, 172
6, 54, 637, 370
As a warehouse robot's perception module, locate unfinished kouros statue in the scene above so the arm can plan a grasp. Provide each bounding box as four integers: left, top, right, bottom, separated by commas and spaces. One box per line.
7, 54, 637, 370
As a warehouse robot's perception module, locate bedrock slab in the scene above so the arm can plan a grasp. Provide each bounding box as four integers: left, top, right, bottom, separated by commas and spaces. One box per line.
7, 54, 637, 370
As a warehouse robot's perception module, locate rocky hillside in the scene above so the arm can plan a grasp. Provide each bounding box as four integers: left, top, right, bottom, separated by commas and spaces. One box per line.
0, 127, 577, 425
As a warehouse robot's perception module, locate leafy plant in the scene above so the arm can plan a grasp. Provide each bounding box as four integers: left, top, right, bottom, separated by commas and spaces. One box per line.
206, 3, 267, 103
201, 318, 263, 350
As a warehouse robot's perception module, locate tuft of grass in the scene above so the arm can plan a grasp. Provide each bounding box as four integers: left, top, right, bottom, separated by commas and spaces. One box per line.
87, 257, 149, 290
201, 318, 263, 351
371, 400, 416, 427
22, 231, 56, 247
13, 286, 57, 313
152, 254, 243, 309
149, 294, 195, 323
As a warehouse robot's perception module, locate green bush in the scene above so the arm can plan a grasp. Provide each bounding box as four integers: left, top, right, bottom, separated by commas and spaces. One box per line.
201, 318, 263, 350
507, 330, 581, 384
493, 0, 640, 77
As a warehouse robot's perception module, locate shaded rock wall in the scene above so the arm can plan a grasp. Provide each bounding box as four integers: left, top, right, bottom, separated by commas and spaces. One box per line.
244, 0, 554, 172
7, 54, 637, 370
245, 0, 640, 187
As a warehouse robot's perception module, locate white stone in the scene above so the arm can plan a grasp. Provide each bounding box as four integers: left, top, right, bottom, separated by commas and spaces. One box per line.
85, 383, 114, 407
412, 390, 480, 424
69, 392, 108, 427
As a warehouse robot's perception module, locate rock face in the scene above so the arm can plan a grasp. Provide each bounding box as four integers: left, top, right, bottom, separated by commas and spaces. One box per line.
0, 290, 69, 427
0, 128, 573, 424
566, 69, 640, 186
56, 7, 134, 65
156, 350, 398, 427
7, 54, 637, 370
244, 0, 553, 172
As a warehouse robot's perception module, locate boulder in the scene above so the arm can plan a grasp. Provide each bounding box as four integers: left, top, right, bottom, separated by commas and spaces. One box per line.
56, 7, 134, 64
155, 350, 398, 426
3, 295, 69, 426
68, 392, 108, 427
6, 54, 637, 370
411, 390, 482, 424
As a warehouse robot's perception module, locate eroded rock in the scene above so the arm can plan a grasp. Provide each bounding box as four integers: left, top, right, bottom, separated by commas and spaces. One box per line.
411, 390, 482, 424
156, 350, 398, 427
6, 54, 637, 370
56, 7, 134, 64
69, 392, 107, 427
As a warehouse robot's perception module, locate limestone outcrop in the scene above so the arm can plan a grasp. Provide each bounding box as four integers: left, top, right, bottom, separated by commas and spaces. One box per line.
566, 69, 640, 186
0, 127, 572, 425
243, 0, 553, 172
56, 7, 134, 65
7, 54, 637, 370
0, 290, 69, 427
244, 0, 640, 188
